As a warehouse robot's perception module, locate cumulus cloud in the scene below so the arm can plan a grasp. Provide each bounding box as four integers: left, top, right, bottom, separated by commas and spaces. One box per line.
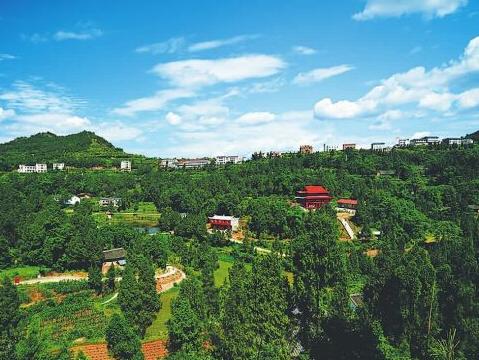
314, 36, 479, 120
163, 110, 327, 157
353, 0, 468, 20
293, 64, 354, 85
457, 88, 479, 108
93, 122, 143, 141
151, 55, 286, 88
188, 35, 258, 52
135, 37, 186, 54
166, 112, 182, 125
236, 111, 276, 124
112, 88, 195, 116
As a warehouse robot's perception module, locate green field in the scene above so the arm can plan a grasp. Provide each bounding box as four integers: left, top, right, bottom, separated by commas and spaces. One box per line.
145, 287, 179, 340
93, 201, 161, 226
0, 266, 41, 280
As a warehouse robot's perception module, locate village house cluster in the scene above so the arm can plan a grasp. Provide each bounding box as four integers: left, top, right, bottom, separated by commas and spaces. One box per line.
160, 155, 244, 169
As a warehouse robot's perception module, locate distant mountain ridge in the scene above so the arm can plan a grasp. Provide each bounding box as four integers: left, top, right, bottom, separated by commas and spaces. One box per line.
0, 131, 132, 170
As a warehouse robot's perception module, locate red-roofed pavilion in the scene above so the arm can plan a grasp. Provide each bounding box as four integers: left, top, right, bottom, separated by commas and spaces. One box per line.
296, 185, 333, 209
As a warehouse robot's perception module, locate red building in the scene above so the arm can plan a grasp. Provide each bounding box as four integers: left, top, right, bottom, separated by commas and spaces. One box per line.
208, 215, 239, 231
337, 198, 359, 210
296, 185, 333, 209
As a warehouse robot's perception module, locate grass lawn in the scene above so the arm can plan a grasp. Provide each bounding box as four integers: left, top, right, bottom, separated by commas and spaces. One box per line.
145, 287, 179, 340
215, 259, 234, 287
93, 201, 161, 227
0, 266, 41, 280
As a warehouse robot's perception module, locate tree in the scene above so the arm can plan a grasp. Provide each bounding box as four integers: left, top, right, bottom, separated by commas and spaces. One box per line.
88, 265, 103, 295
0, 277, 20, 360
106, 314, 144, 360
0, 236, 12, 269
292, 209, 350, 358
136, 258, 161, 337
219, 256, 291, 359
168, 296, 203, 353
118, 261, 159, 337
106, 265, 116, 293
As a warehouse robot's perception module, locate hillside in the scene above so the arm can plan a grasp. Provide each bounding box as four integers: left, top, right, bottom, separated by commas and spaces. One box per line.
0, 131, 134, 170
466, 129, 479, 142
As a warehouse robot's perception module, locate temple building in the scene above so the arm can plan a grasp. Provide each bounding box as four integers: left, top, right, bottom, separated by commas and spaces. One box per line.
296, 185, 333, 209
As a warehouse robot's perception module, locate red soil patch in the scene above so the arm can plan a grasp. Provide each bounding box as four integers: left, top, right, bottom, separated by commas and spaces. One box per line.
72, 339, 167, 360
156, 271, 183, 292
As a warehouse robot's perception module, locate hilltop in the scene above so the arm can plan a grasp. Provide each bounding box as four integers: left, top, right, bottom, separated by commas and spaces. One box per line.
0, 131, 135, 170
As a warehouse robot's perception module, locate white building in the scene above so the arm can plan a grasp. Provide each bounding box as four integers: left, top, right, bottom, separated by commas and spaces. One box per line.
18, 163, 47, 173
120, 160, 131, 172
216, 155, 243, 165
160, 158, 178, 169
178, 159, 210, 169
371, 142, 386, 151
65, 195, 81, 206
99, 197, 122, 207
445, 138, 473, 146
397, 138, 410, 147
53, 163, 65, 170
410, 136, 440, 146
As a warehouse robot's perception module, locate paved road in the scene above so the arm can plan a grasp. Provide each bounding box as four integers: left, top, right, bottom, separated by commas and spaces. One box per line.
229, 238, 272, 254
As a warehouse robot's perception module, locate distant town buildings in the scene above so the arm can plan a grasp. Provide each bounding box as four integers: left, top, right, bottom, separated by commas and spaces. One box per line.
160, 158, 179, 169
120, 160, 131, 172
323, 144, 338, 152
208, 215, 240, 231
216, 155, 243, 165
53, 163, 65, 170
342, 143, 356, 150
410, 136, 440, 146
371, 142, 386, 151
99, 197, 122, 208
296, 185, 333, 209
397, 138, 410, 147
299, 145, 313, 154
18, 163, 48, 173
443, 138, 473, 146
178, 158, 210, 169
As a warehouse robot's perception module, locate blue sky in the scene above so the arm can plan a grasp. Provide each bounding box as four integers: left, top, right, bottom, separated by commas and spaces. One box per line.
0, 0, 479, 157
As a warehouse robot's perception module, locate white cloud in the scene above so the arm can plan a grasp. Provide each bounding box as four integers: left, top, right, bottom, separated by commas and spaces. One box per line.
163, 110, 327, 157
135, 37, 185, 54
93, 122, 143, 141
166, 112, 182, 125
457, 88, 479, 108
15, 113, 91, 128
353, 0, 468, 20
294, 64, 354, 85
292, 46, 317, 55
411, 131, 431, 139
112, 88, 195, 116
54, 28, 103, 41
236, 111, 276, 125
0, 53, 16, 61
314, 36, 479, 120
0, 81, 82, 114
188, 35, 258, 52
0, 107, 15, 121
151, 55, 286, 88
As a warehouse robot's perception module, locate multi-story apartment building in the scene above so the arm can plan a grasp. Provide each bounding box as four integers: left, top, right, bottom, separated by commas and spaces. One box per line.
18, 163, 48, 173
215, 155, 243, 165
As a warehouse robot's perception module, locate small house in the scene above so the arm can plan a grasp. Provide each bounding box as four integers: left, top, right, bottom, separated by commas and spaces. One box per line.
337, 198, 358, 210
208, 215, 239, 231
99, 197, 121, 208
102, 248, 126, 274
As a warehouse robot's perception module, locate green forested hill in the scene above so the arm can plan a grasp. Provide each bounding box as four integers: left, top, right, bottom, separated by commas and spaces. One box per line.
0, 131, 140, 170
